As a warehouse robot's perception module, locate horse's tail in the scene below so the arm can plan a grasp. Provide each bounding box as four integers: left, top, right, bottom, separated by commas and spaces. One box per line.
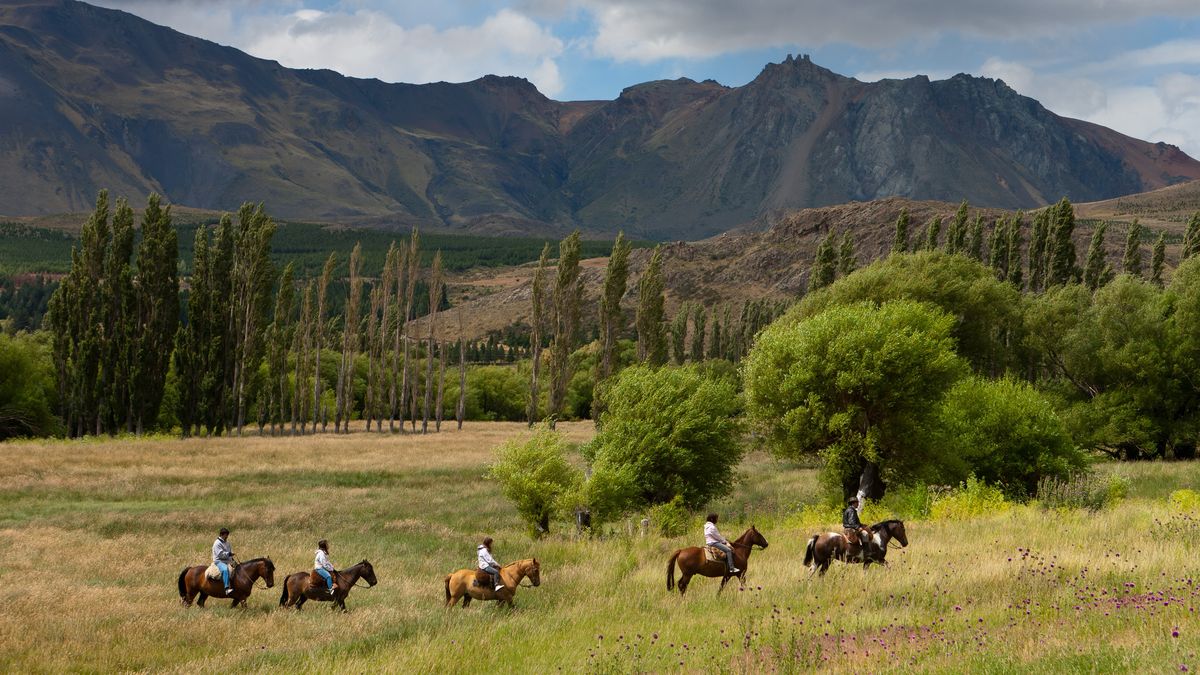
803, 535, 818, 567
666, 550, 681, 591
443, 574, 451, 602
177, 567, 188, 599
279, 580, 289, 607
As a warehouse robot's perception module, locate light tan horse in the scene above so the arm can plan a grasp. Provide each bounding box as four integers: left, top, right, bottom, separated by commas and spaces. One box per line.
444, 558, 541, 608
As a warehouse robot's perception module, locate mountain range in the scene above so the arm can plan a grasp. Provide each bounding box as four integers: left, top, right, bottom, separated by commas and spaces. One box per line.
3, 0, 1200, 240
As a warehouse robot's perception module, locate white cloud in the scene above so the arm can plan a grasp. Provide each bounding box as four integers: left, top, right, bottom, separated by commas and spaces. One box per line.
95, 2, 566, 96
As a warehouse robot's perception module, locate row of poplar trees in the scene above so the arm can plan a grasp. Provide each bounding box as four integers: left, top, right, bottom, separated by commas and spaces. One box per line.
47, 191, 465, 438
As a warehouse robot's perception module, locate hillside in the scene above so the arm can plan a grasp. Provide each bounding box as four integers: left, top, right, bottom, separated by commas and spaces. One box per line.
2, 1, 1200, 239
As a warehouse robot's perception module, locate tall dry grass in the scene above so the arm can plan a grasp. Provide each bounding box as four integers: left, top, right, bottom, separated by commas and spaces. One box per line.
1, 424, 1197, 672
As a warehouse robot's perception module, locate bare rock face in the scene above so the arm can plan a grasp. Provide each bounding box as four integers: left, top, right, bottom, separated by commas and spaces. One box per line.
2, 2, 1199, 239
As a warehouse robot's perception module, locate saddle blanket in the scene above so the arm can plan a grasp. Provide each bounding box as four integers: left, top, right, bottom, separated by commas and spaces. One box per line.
204, 564, 222, 580
703, 546, 727, 563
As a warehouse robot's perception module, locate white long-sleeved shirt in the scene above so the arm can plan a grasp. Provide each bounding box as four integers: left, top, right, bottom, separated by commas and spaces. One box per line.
704, 522, 728, 546
315, 549, 335, 572
212, 537, 233, 564
477, 545, 499, 570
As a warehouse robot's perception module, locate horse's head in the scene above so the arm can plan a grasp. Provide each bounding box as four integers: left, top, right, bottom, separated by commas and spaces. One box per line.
524, 558, 541, 587
359, 560, 378, 587
891, 521, 908, 547
262, 558, 276, 588
747, 525, 769, 549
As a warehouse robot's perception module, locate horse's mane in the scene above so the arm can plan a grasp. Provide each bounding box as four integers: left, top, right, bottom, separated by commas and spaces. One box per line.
238, 557, 272, 567
870, 519, 903, 531
502, 558, 537, 568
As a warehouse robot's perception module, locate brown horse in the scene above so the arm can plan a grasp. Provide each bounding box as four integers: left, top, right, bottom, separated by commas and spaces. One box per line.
444, 558, 541, 608
279, 560, 378, 612
177, 558, 276, 608
666, 526, 769, 595
804, 519, 908, 576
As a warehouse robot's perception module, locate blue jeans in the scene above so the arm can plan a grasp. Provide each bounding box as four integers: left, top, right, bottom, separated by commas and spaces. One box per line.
710, 542, 735, 573
482, 564, 501, 588
316, 568, 334, 589
216, 561, 231, 588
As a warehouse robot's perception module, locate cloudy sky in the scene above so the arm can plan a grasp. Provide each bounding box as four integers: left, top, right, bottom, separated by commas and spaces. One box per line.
97, 0, 1200, 156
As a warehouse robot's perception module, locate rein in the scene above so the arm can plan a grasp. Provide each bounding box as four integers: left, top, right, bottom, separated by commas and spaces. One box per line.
337, 566, 374, 590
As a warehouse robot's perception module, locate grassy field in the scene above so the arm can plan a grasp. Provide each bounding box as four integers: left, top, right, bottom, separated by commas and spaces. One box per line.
1, 423, 1198, 673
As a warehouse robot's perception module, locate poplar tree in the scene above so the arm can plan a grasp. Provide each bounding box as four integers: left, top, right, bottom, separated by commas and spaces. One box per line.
456, 308, 466, 430
1006, 213, 1024, 289
102, 197, 135, 433
810, 231, 837, 291
364, 281, 383, 432
174, 225, 208, 437
1151, 233, 1166, 287
335, 243, 363, 433
1121, 219, 1144, 277
313, 253, 335, 432
132, 194, 178, 434
1047, 197, 1078, 286
966, 215, 985, 261
293, 280, 314, 433
1083, 221, 1109, 292
265, 263, 295, 434
891, 208, 910, 254
636, 246, 667, 366
527, 244, 549, 426
691, 304, 707, 362
423, 251, 444, 433
988, 217, 1009, 276
1028, 210, 1050, 292
389, 243, 407, 432
708, 307, 723, 360
400, 231, 420, 431
669, 304, 689, 365
947, 200, 969, 254
548, 232, 582, 421
1183, 212, 1200, 260
924, 216, 943, 251
837, 231, 856, 277
229, 203, 277, 435
596, 232, 631, 408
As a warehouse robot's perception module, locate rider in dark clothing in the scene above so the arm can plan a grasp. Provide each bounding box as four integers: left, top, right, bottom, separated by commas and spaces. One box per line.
843, 498, 870, 556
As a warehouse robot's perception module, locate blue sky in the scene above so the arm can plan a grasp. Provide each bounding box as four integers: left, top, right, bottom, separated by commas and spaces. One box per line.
98, 0, 1200, 156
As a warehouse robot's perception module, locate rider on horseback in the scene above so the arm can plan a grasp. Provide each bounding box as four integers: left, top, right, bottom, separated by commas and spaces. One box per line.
314, 539, 336, 595
212, 528, 234, 596
843, 498, 870, 557
477, 537, 504, 592
704, 513, 740, 575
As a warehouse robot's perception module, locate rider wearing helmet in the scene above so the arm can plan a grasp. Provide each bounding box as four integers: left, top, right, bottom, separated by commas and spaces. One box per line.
212, 528, 234, 596
477, 537, 504, 592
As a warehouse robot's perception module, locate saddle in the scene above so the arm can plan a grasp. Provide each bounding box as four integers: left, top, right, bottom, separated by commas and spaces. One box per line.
310, 569, 338, 590
472, 570, 495, 588
205, 564, 222, 580
703, 546, 727, 563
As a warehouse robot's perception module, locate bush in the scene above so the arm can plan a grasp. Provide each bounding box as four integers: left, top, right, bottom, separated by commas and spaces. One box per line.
929, 477, 1011, 521
646, 495, 690, 537
587, 364, 741, 509
936, 376, 1086, 496
0, 332, 60, 440
1170, 489, 1200, 513
488, 425, 581, 536
880, 484, 933, 520
1036, 472, 1129, 511
465, 365, 527, 421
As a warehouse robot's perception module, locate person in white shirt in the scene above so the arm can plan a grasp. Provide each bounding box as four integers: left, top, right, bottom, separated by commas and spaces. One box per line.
477, 537, 504, 592
314, 539, 336, 595
212, 528, 235, 595
704, 513, 740, 575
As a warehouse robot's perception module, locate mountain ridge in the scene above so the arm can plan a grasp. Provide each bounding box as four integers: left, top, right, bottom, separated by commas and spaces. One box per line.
2, 0, 1200, 239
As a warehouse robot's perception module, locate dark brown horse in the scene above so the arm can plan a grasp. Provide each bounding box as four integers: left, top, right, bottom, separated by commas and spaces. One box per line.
804, 519, 908, 576
279, 559, 377, 612
666, 526, 769, 595
177, 558, 276, 608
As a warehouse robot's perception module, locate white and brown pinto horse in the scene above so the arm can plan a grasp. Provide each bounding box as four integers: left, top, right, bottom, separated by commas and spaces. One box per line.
803, 520, 908, 576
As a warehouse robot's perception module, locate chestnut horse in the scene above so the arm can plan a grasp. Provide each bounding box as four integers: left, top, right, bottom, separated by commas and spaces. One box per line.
804, 519, 908, 576
666, 526, 769, 595
177, 557, 276, 608
444, 558, 541, 608
279, 559, 378, 612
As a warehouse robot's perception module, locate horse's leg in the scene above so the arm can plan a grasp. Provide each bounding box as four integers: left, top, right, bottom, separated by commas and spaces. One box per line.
678, 574, 691, 596
296, 595, 307, 610
197, 592, 208, 607
461, 595, 472, 608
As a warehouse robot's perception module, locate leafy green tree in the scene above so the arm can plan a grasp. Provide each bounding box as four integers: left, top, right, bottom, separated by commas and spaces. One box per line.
925, 216, 943, 251
947, 200, 969, 254
265, 263, 295, 433
594, 232, 631, 420
1151, 233, 1166, 287
1028, 210, 1051, 292
527, 244, 549, 425
837, 231, 857, 277
587, 364, 742, 507
669, 303, 689, 365
936, 376, 1085, 496
1121, 219, 1144, 277
0, 332, 61, 439
489, 425, 582, 535
810, 231, 837, 291
708, 307, 723, 360
548, 232, 583, 422
1006, 213, 1024, 289
966, 215, 985, 262
132, 194, 179, 434
635, 246, 667, 366
744, 300, 965, 499
690, 304, 706, 362
1183, 212, 1200, 260
1083, 221, 1110, 291
795, 252, 1023, 373
891, 208, 910, 254
988, 216, 1009, 277
1047, 197, 1078, 286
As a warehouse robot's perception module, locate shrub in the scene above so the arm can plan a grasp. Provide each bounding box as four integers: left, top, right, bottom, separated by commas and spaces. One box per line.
929, 477, 1011, 521
646, 495, 690, 537
588, 364, 741, 509
488, 425, 581, 536
1170, 489, 1200, 513
880, 484, 933, 520
1036, 472, 1129, 511
0, 332, 60, 440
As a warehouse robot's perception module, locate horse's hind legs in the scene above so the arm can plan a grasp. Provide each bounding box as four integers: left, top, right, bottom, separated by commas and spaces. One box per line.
461, 596, 472, 608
